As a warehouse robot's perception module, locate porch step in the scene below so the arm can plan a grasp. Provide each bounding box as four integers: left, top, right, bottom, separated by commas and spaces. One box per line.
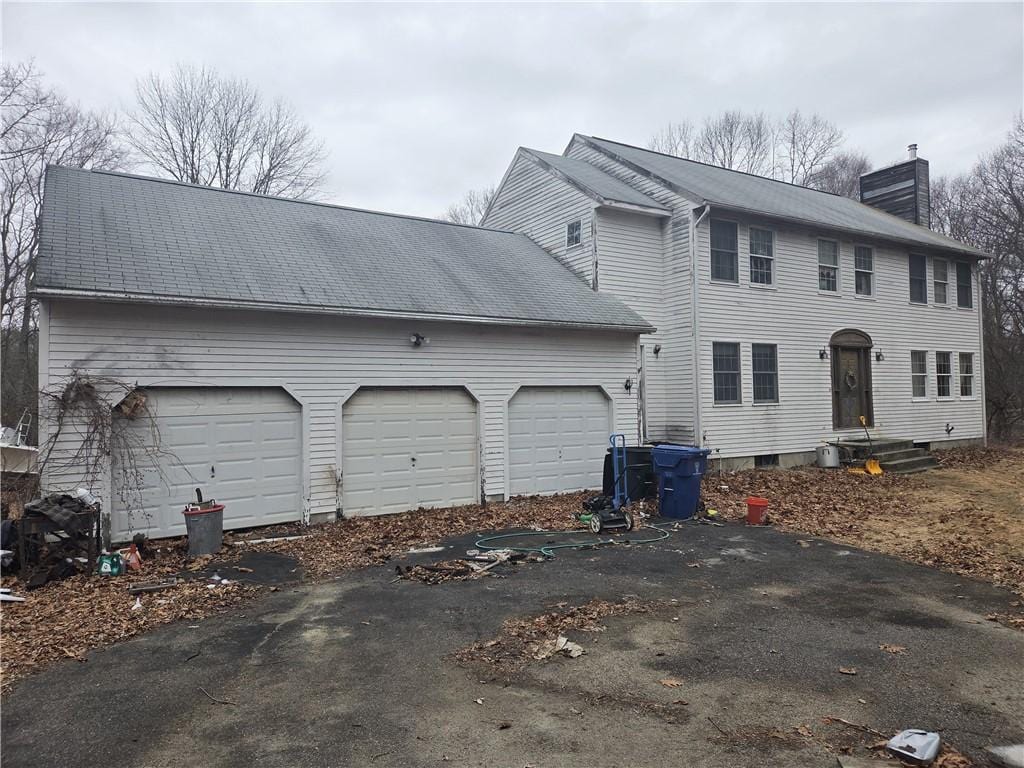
834, 437, 939, 474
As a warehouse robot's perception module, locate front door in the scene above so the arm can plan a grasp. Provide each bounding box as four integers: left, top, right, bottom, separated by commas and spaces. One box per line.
832, 346, 874, 429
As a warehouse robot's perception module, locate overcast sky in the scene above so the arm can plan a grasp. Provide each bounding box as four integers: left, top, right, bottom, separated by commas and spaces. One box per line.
6, 2, 1023, 217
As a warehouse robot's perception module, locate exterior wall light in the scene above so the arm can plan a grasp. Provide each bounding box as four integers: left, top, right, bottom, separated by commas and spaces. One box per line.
410, 333, 430, 347
875, 349, 885, 362
624, 377, 633, 392
819, 347, 830, 360
653, 344, 662, 356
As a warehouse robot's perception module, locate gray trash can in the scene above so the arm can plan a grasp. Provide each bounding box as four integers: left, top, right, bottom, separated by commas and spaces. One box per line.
183, 503, 224, 557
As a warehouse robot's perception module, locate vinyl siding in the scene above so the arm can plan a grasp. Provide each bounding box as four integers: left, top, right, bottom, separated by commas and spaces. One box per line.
693, 215, 985, 457
568, 138, 698, 443
39, 301, 640, 522
483, 153, 596, 282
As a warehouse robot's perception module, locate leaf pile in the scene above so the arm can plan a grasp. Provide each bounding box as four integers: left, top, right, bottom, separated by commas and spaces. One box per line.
455, 598, 660, 672
701, 448, 1024, 601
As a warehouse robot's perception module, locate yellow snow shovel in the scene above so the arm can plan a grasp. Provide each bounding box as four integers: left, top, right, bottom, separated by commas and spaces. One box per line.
858, 415, 883, 475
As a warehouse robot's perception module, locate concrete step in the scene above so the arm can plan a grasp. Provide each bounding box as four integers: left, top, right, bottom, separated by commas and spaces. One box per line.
873, 447, 927, 463
836, 438, 915, 459
880, 455, 940, 474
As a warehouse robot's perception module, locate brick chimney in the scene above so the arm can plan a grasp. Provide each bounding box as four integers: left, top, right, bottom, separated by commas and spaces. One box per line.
859, 144, 930, 227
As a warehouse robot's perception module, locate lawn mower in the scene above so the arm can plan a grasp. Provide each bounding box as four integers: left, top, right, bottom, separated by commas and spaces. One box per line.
578, 434, 636, 534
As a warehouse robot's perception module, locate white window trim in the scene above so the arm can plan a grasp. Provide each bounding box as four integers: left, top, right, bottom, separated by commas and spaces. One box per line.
909, 252, 929, 305
933, 257, 949, 306
935, 351, 954, 400
711, 340, 743, 405
565, 219, 583, 248
709, 218, 741, 284
910, 349, 929, 401
817, 238, 840, 294
751, 342, 779, 405
748, 226, 775, 288
955, 261, 974, 310
959, 352, 976, 399
853, 243, 874, 298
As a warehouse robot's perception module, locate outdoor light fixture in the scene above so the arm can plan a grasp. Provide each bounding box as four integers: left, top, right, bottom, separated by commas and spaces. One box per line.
624, 377, 633, 392
653, 344, 662, 357
875, 349, 885, 362
819, 347, 830, 360
409, 333, 430, 347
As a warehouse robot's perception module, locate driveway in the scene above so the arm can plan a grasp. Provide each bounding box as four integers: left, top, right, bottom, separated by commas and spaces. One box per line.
4, 521, 1022, 767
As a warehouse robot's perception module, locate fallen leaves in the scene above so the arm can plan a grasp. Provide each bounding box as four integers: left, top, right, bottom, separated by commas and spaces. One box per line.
658, 677, 683, 688
879, 643, 907, 654
838, 667, 858, 675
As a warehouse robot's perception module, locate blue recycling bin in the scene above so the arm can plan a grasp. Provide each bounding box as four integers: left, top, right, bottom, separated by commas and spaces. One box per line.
651, 445, 712, 519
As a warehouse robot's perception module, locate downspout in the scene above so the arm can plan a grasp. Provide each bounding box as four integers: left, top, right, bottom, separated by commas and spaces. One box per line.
691, 203, 711, 446
976, 263, 987, 446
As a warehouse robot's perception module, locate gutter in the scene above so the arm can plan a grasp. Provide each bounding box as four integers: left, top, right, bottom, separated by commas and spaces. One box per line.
32, 287, 657, 335
691, 203, 711, 447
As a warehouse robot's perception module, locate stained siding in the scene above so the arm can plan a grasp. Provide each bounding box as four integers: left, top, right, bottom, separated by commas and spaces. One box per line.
568, 138, 698, 442
483, 153, 596, 282
40, 301, 640, 521
693, 216, 985, 457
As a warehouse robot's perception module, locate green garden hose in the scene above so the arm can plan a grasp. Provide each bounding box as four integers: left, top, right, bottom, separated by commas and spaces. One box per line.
474, 522, 675, 558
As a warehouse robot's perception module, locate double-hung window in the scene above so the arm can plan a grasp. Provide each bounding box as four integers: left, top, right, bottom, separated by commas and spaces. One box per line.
959, 353, 974, 397
956, 262, 973, 308
749, 228, 774, 286
911, 351, 928, 398
936, 352, 952, 398
909, 254, 928, 303
854, 246, 873, 296
566, 220, 582, 247
710, 220, 738, 282
712, 342, 741, 404
933, 258, 948, 305
818, 239, 839, 292
751, 344, 778, 403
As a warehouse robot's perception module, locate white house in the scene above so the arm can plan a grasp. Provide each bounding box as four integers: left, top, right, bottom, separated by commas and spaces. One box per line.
35, 167, 652, 541
483, 136, 987, 468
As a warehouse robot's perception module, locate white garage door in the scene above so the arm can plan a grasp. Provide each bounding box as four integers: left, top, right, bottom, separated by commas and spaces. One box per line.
111, 387, 302, 541
508, 386, 610, 496
342, 388, 478, 516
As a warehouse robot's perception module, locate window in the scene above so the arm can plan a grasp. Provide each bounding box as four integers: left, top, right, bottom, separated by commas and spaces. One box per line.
956, 262, 973, 308
818, 239, 838, 292
712, 342, 741, 404
854, 246, 873, 296
909, 254, 928, 303
749, 228, 774, 286
566, 220, 582, 247
710, 220, 738, 282
959, 352, 974, 397
936, 352, 952, 398
911, 350, 928, 398
751, 343, 778, 403
933, 258, 948, 305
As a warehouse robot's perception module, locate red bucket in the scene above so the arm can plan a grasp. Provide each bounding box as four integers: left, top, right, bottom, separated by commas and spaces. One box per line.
746, 496, 769, 525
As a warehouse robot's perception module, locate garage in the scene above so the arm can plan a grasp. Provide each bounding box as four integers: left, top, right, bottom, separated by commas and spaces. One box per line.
111, 387, 302, 541
508, 386, 610, 496
342, 387, 479, 516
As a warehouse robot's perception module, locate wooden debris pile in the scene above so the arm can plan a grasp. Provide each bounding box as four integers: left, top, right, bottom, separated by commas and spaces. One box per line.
455, 597, 661, 672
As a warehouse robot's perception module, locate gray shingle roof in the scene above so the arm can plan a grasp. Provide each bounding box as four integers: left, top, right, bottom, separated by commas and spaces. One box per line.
521, 148, 668, 211
36, 167, 654, 332
579, 136, 987, 258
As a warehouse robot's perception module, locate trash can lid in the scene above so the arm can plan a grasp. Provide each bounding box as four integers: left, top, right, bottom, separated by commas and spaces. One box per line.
652, 444, 710, 455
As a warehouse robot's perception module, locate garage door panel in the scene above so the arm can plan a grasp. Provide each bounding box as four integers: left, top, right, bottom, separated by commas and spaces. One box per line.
342, 387, 478, 517
508, 386, 610, 497
112, 387, 302, 541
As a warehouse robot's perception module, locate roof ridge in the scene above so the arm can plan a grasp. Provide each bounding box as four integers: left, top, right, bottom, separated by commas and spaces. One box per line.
46, 165, 521, 236
584, 135, 849, 198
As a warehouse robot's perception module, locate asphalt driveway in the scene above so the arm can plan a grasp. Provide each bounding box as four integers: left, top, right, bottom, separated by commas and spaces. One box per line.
3, 521, 1022, 767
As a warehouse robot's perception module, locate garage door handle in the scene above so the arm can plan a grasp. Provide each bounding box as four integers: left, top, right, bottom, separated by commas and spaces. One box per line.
211, 465, 216, 478
410, 457, 416, 465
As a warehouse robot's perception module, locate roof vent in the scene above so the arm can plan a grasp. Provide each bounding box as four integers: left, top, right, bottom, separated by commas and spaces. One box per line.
908, 143, 918, 160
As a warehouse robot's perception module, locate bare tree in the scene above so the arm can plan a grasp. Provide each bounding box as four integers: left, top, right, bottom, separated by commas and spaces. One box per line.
442, 185, 495, 225
807, 150, 872, 198
932, 116, 1024, 440
648, 121, 695, 158
690, 111, 774, 175
126, 65, 327, 199
1, 61, 126, 434
776, 109, 844, 186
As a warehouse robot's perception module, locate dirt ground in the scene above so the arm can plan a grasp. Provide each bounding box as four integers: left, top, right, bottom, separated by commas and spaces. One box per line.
702, 446, 1024, 603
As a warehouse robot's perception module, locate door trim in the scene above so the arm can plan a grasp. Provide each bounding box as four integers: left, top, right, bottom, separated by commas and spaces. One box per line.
829, 329, 874, 429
